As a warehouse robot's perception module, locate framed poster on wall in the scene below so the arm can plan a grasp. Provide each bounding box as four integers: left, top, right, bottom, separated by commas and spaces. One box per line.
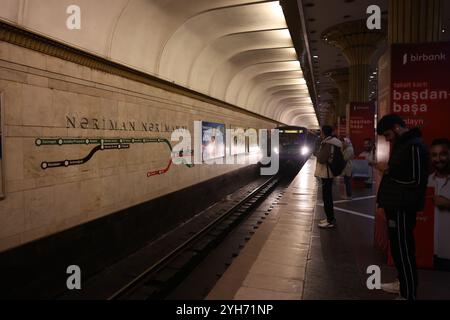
348, 102, 375, 156
246, 128, 258, 154
201, 121, 225, 161
229, 125, 246, 156
0, 92, 5, 199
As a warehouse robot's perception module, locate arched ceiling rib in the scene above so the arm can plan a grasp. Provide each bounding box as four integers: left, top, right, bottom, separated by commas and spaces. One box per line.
188, 34, 294, 94
246, 78, 306, 108
158, 2, 288, 85
291, 114, 318, 127
280, 107, 314, 123
225, 61, 301, 106
0, 0, 318, 127
263, 90, 312, 115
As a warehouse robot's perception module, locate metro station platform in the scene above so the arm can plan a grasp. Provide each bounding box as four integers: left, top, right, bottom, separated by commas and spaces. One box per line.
1, 0, 450, 304
207, 158, 450, 300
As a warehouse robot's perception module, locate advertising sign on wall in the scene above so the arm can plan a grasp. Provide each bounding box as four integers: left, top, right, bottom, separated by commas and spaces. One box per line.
348, 102, 375, 156
337, 117, 347, 138
375, 42, 450, 269
0, 93, 4, 199
229, 125, 246, 156
391, 42, 450, 145
202, 121, 225, 161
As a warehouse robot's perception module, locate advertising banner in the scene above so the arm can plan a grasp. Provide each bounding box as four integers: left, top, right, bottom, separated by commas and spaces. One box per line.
377, 42, 450, 269
201, 121, 225, 161
229, 125, 246, 156
390, 42, 450, 145
337, 117, 347, 138
348, 102, 375, 156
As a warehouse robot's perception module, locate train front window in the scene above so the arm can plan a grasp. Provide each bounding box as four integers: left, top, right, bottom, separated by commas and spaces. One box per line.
280, 133, 304, 146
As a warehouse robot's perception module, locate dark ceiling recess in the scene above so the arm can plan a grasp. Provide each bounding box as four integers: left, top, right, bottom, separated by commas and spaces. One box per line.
343, 15, 351, 19
305, 3, 315, 7
308, 18, 316, 22
345, 0, 355, 3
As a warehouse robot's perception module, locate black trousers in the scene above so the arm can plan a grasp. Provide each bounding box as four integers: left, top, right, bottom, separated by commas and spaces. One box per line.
385, 208, 418, 300
321, 178, 335, 223
344, 175, 352, 197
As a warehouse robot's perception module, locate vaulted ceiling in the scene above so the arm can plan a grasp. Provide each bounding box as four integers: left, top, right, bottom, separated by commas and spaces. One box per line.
0, 0, 319, 128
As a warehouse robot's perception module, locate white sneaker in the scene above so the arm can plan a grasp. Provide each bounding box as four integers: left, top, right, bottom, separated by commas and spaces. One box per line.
319, 218, 328, 224
318, 221, 336, 228
381, 280, 400, 294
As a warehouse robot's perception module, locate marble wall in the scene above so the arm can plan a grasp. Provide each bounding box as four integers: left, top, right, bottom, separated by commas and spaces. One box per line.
0, 42, 275, 252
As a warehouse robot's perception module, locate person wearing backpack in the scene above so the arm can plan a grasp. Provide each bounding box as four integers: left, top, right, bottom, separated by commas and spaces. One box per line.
314, 125, 344, 228
341, 137, 355, 200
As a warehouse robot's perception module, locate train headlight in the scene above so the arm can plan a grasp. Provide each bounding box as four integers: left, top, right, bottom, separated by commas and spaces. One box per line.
300, 146, 309, 155
273, 147, 279, 154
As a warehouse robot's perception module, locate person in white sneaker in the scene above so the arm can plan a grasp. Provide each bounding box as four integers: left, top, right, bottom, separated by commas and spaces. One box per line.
314, 125, 342, 229
376, 114, 429, 300
381, 279, 400, 294
341, 137, 354, 200
359, 138, 375, 187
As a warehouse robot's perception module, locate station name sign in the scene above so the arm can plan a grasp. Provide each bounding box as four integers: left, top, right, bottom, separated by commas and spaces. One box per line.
66, 116, 187, 133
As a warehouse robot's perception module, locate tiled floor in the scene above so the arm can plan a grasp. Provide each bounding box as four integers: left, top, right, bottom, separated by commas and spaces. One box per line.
208, 157, 450, 300
306, 173, 450, 300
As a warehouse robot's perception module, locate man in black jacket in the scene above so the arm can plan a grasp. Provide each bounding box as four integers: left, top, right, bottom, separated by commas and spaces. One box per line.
376, 114, 428, 300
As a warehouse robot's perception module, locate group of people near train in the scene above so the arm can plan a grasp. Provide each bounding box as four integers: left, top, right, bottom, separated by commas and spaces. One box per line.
314, 113, 450, 300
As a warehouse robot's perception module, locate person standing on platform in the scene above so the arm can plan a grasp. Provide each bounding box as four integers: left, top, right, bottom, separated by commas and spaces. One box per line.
375, 114, 428, 300
341, 138, 354, 200
428, 138, 450, 269
359, 138, 375, 187
314, 125, 343, 229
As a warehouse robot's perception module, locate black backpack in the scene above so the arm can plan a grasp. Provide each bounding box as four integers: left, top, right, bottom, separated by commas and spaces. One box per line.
328, 145, 346, 176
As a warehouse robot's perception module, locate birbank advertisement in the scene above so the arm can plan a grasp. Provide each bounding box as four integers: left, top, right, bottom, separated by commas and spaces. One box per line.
391, 42, 450, 145
349, 102, 375, 156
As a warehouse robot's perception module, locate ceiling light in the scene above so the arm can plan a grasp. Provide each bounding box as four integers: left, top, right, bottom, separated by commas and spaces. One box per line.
268, 1, 285, 19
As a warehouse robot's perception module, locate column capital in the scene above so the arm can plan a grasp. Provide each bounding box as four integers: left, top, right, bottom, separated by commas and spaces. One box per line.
323, 68, 350, 86
322, 19, 387, 65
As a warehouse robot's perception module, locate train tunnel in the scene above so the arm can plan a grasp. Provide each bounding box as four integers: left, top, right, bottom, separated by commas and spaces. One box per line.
0, 0, 450, 305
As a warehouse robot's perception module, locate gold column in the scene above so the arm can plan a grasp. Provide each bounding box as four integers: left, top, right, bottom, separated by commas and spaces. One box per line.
322, 20, 386, 103
324, 88, 340, 125
322, 99, 338, 126
389, 0, 442, 43
324, 68, 349, 118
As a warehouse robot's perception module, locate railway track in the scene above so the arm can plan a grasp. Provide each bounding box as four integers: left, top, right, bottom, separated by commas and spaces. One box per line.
108, 175, 281, 300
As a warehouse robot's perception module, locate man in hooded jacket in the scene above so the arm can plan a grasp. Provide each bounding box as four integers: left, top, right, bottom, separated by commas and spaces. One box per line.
315, 125, 343, 228
376, 114, 428, 300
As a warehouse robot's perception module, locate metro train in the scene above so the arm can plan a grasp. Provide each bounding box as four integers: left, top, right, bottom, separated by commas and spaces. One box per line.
273, 125, 319, 172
